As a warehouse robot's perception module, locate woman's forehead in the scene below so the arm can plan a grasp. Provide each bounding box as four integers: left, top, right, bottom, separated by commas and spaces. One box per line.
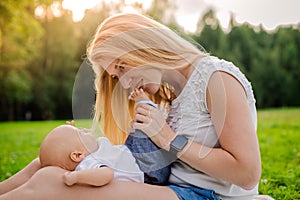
98, 57, 118, 69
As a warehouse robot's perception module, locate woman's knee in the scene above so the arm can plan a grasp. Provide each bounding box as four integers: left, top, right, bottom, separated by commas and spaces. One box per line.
1, 167, 66, 200
31, 157, 41, 167
26, 166, 67, 189
28, 158, 41, 175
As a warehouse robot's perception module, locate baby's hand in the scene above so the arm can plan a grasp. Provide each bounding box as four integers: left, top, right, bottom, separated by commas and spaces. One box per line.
62, 171, 77, 186
66, 120, 75, 126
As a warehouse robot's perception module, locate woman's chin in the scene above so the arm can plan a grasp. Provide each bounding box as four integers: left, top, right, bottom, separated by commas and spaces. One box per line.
144, 84, 160, 94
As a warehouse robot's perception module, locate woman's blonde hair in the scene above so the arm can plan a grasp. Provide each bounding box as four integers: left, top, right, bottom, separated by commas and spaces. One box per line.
88, 13, 207, 144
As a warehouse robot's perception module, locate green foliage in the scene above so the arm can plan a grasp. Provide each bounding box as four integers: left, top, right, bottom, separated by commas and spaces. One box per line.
0, 69, 32, 120
3, 69, 32, 103
75, 6, 110, 61
0, 108, 299, 199
27, 14, 80, 119
146, 0, 171, 22
0, 0, 43, 120
0, 0, 43, 68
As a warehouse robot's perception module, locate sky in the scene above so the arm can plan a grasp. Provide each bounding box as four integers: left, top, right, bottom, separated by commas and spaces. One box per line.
176, 0, 300, 32
61, 0, 300, 32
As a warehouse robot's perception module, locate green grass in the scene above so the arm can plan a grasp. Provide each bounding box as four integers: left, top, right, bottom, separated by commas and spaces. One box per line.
257, 108, 300, 199
0, 108, 299, 199
0, 120, 65, 178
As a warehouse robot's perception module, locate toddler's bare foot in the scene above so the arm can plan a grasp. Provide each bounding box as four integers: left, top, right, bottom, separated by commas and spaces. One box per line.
129, 88, 149, 102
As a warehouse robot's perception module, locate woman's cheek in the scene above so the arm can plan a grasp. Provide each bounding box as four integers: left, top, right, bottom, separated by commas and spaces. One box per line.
144, 83, 160, 94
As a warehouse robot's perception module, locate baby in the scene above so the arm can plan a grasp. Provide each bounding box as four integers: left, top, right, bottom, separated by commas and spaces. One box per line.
39, 125, 144, 186
39, 88, 173, 187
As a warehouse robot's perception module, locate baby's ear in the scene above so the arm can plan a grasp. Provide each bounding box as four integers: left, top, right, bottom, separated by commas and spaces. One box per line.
70, 151, 85, 162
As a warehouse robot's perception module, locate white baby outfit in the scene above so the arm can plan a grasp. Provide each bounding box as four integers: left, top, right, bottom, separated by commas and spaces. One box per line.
75, 137, 144, 183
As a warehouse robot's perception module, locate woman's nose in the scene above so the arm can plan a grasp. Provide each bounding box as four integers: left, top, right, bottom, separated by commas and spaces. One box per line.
119, 76, 132, 89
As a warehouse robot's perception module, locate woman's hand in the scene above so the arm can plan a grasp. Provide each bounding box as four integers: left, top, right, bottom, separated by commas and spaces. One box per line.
132, 104, 176, 150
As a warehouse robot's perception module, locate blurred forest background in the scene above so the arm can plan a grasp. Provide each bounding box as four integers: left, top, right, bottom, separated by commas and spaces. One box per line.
0, 0, 299, 121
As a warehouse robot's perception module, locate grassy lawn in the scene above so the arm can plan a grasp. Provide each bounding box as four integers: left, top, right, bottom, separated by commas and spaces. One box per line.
0, 108, 299, 199
257, 107, 300, 199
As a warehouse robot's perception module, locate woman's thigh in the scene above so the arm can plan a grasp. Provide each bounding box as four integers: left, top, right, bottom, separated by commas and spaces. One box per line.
4, 166, 179, 200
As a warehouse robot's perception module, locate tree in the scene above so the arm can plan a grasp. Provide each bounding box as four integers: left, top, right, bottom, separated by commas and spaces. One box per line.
2, 69, 32, 120
75, 4, 110, 63
145, 0, 177, 27
28, 13, 79, 119
192, 9, 300, 108
272, 27, 300, 106
193, 9, 228, 61
0, 0, 43, 120
0, 0, 43, 68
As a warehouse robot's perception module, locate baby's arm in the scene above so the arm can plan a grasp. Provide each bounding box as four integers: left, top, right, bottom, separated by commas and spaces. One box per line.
62, 167, 114, 187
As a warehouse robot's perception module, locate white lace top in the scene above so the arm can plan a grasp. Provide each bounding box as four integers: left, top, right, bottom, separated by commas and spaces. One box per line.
167, 56, 258, 200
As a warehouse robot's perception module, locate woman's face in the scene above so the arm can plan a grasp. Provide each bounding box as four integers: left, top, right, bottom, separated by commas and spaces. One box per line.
105, 60, 162, 94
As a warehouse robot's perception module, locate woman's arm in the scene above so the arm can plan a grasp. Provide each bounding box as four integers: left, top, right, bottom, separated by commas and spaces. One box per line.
0, 166, 178, 200
134, 71, 261, 190
0, 157, 41, 195
62, 167, 114, 187
180, 71, 261, 189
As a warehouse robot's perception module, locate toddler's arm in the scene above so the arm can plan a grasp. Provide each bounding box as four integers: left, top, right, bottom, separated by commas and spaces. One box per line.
62, 167, 114, 187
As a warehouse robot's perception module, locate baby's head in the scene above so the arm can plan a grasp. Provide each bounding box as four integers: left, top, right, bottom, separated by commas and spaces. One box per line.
39, 125, 98, 171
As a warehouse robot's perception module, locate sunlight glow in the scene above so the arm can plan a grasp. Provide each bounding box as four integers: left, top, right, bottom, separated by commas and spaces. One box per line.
125, 0, 152, 10
62, 0, 152, 22
204, 0, 300, 31
215, 9, 231, 31
51, 1, 62, 17
122, 5, 140, 14
34, 2, 63, 19
176, 14, 200, 33
34, 6, 45, 18
62, 0, 100, 22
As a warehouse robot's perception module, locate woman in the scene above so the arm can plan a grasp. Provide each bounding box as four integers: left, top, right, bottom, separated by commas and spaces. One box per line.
0, 13, 261, 200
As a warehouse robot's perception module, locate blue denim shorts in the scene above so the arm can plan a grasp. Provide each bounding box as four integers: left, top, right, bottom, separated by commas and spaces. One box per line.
125, 129, 175, 185
168, 185, 221, 200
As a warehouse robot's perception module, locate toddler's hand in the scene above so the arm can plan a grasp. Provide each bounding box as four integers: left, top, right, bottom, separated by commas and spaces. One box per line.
62, 171, 77, 186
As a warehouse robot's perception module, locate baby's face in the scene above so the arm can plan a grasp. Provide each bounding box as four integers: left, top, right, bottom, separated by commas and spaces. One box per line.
75, 127, 98, 154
